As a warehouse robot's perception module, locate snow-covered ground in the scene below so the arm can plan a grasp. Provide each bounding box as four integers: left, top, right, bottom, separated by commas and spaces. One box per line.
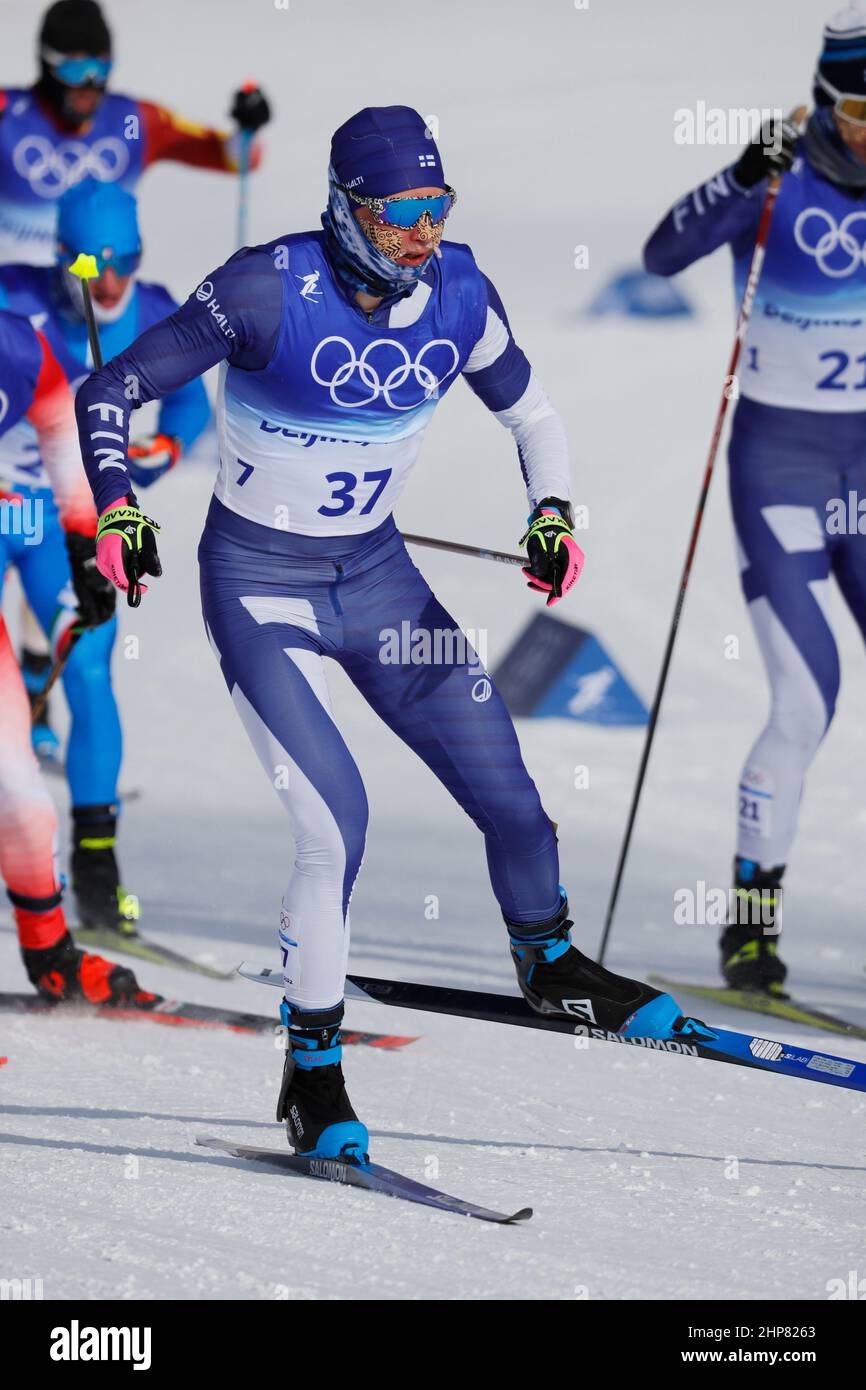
2, 0, 865, 1300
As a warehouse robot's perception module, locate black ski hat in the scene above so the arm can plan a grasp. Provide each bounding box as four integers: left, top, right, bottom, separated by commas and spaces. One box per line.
815, 5, 866, 106
39, 0, 112, 57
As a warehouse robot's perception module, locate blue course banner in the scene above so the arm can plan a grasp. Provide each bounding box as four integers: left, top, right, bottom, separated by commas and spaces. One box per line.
587, 267, 693, 319
492, 613, 648, 726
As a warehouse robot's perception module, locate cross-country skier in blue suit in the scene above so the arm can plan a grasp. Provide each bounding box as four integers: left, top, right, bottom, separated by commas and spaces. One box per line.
0, 176, 210, 938
644, 6, 866, 994
75, 106, 681, 1161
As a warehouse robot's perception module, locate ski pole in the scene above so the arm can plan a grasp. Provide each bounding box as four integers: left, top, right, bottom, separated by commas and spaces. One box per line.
236, 94, 255, 249
597, 105, 807, 965
69, 253, 103, 368
29, 252, 106, 724
68, 252, 148, 609
29, 636, 80, 726
403, 532, 525, 567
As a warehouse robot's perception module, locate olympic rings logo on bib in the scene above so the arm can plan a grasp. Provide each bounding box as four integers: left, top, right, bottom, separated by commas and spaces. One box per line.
12, 135, 130, 199
310, 336, 459, 410
793, 206, 866, 278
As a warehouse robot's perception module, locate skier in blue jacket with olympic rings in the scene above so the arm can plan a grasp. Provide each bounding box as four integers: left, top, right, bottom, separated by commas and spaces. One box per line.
75, 106, 682, 1162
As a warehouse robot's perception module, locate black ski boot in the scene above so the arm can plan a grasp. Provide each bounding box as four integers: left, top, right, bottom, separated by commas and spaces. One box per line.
71, 803, 139, 938
276, 1001, 369, 1161
719, 857, 787, 996
506, 895, 682, 1038
20, 927, 158, 1009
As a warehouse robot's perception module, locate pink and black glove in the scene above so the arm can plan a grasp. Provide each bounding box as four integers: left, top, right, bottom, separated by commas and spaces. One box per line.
96, 496, 162, 608
520, 497, 584, 607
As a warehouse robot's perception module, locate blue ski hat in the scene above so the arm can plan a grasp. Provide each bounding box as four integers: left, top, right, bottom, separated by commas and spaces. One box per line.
56, 177, 141, 269
815, 5, 866, 103
329, 105, 445, 196
323, 106, 447, 299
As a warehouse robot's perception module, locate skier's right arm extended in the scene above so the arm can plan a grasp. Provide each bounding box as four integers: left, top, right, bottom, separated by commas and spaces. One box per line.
75, 249, 281, 598
643, 117, 799, 277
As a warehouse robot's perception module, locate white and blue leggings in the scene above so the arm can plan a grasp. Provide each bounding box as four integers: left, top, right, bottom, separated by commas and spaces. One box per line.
730, 398, 866, 868
199, 500, 561, 1010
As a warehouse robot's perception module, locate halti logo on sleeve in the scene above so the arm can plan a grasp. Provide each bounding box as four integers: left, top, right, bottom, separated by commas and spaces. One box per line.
195, 282, 236, 338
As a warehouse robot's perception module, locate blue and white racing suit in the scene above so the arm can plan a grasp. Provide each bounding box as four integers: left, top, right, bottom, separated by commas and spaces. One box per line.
646, 144, 866, 869
75, 232, 572, 1009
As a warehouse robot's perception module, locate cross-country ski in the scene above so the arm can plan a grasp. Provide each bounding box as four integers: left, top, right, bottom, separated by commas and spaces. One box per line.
0, 991, 418, 1047
195, 1134, 532, 1224
240, 962, 866, 1093
649, 974, 866, 1040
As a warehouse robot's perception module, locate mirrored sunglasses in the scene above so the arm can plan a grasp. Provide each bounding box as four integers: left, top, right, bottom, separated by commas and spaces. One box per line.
341, 184, 457, 229
43, 48, 112, 87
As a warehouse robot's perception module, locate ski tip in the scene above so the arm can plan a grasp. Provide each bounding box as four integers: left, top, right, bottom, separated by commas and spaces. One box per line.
195, 1133, 232, 1153
237, 960, 282, 986
195, 1134, 250, 1161
507, 1206, 534, 1223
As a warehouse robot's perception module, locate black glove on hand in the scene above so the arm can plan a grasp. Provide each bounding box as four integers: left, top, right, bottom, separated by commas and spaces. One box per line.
230, 84, 271, 132
733, 117, 799, 190
65, 531, 117, 628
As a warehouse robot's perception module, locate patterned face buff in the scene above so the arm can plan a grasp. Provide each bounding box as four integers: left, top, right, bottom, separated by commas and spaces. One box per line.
321, 166, 451, 297
360, 210, 445, 259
